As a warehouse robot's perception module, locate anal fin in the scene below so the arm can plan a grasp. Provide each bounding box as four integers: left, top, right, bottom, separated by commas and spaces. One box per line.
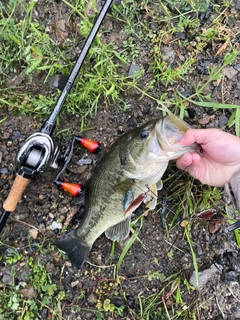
55, 230, 91, 269
105, 217, 131, 242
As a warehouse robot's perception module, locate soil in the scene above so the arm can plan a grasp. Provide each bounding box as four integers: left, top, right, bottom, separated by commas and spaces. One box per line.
0, 0, 240, 319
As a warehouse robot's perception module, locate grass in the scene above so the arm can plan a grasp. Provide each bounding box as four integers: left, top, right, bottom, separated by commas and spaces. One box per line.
0, 243, 66, 319
1, 0, 240, 319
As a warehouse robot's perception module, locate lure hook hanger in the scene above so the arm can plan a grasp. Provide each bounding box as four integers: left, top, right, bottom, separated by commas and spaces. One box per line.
0, 0, 113, 233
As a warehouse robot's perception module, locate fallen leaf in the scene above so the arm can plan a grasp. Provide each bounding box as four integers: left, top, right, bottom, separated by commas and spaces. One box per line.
215, 40, 229, 56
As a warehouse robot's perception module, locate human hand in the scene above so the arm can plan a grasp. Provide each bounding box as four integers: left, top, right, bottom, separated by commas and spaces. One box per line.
176, 128, 240, 187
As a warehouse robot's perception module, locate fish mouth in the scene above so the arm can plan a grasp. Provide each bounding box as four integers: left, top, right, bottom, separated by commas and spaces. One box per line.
155, 115, 196, 158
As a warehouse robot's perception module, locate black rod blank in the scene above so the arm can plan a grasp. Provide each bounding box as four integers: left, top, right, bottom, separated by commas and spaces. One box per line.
41, 0, 113, 135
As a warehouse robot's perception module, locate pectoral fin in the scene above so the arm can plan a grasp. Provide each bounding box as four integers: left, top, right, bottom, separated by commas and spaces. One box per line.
105, 217, 131, 242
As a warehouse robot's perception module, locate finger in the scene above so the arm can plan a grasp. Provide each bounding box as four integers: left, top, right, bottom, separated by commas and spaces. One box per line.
177, 128, 221, 146
177, 153, 205, 182
176, 153, 194, 170
184, 153, 202, 180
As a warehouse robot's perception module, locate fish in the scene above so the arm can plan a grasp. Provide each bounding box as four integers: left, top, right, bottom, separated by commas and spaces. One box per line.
225, 169, 240, 213
55, 114, 196, 268
223, 170, 240, 233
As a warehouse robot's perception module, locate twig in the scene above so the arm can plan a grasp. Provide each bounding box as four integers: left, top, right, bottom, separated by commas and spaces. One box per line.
63, 206, 79, 227
11, 219, 44, 235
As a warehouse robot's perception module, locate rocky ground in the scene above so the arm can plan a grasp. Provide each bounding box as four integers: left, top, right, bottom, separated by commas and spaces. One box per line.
0, 0, 240, 319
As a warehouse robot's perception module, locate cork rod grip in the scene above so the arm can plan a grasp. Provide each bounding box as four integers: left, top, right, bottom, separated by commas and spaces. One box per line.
3, 175, 30, 212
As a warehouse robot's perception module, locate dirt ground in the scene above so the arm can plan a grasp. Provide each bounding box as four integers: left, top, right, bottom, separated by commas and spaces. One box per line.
0, 0, 240, 319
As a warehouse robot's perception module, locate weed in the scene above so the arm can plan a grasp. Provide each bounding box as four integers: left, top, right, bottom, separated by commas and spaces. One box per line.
0, 0, 65, 80
1, 0, 240, 319
0, 0, 140, 125
96, 298, 124, 316
136, 273, 196, 320
151, 45, 195, 86
0, 245, 65, 319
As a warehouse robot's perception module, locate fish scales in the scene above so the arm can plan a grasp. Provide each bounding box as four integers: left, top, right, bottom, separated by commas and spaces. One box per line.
81, 134, 141, 244
55, 116, 196, 268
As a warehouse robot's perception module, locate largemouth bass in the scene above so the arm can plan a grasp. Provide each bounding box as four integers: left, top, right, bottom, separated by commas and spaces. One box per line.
55, 115, 196, 268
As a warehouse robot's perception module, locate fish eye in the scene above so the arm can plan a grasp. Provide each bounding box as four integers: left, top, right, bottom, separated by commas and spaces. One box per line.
140, 130, 149, 139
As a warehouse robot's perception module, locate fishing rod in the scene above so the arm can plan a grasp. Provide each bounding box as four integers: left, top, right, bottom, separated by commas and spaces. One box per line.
0, 0, 113, 233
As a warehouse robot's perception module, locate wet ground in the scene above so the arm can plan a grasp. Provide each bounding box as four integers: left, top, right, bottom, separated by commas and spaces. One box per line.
1, 0, 240, 319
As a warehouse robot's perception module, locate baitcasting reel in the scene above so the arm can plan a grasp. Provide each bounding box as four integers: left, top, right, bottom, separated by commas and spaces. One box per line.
0, 0, 113, 233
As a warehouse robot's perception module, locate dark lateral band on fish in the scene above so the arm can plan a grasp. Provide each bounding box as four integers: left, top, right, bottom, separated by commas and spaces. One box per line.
55, 115, 196, 268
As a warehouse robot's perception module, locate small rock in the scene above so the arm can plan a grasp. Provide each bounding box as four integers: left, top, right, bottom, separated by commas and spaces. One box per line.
38, 223, 46, 232
47, 74, 69, 91
49, 221, 62, 230
198, 115, 210, 125
126, 295, 135, 308
111, 297, 125, 307
63, 271, 74, 284
10, 131, 25, 141
128, 60, 141, 77
218, 113, 228, 128
2, 273, 13, 285
173, 31, 186, 40
29, 228, 38, 239
15, 212, 29, 220
49, 212, 55, 219
41, 308, 49, 319
59, 207, 68, 214
117, 126, 124, 134
71, 280, 79, 287
0, 167, 8, 178
38, 194, 45, 200
236, 1, 240, 10
161, 47, 176, 65
77, 158, 92, 166
22, 285, 37, 299
190, 264, 222, 290
181, 90, 192, 98
234, 63, 240, 71
223, 67, 238, 80
126, 117, 138, 127
221, 271, 240, 282
87, 293, 98, 305
187, 108, 196, 119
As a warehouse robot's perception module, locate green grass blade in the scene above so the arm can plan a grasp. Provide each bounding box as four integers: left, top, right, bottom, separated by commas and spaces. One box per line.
115, 216, 143, 283
184, 224, 198, 286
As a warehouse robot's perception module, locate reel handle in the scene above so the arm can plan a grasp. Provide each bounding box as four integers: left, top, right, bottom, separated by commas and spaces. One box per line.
3, 175, 30, 212
0, 133, 54, 232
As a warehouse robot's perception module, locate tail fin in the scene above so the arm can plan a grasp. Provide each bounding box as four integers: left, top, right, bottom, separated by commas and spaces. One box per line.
55, 230, 91, 268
